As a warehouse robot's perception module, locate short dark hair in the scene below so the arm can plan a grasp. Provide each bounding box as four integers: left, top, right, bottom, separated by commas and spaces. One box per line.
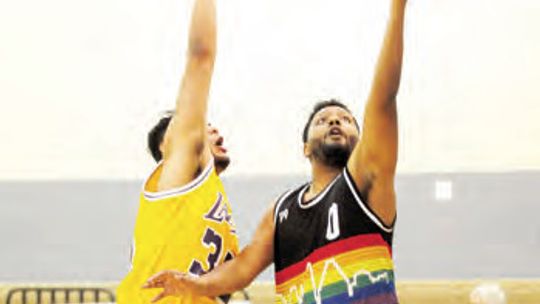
147, 111, 173, 162
302, 99, 358, 143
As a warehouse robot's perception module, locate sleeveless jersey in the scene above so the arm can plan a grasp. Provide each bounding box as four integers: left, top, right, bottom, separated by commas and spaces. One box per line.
117, 160, 239, 304
273, 168, 398, 304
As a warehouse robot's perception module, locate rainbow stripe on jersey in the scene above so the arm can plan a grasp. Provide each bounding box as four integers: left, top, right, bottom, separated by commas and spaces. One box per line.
275, 234, 397, 304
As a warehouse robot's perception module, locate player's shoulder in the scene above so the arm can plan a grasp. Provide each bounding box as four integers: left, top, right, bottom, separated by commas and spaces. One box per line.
272, 183, 307, 223
141, 159, 218, 202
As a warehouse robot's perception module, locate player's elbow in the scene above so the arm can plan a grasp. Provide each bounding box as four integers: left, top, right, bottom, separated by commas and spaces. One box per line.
188, 37, 216, 63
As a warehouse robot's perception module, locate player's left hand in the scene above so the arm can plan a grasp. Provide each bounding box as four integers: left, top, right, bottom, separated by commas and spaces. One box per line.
142, 270, 206, 303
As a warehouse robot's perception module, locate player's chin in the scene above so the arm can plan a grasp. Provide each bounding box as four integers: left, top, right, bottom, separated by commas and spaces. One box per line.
324, 138, 347, 149
214, 154, 231, 171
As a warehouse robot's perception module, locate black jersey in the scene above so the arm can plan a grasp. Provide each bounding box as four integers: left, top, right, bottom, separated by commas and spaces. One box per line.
273, 168, 398, 304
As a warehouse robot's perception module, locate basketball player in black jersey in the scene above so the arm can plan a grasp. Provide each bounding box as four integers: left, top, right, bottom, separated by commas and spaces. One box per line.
144, 0, 406, 302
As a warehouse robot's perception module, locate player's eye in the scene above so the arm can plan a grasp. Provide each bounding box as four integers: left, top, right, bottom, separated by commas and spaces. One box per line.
342, 116, 352, 124
315, 117, 326, 125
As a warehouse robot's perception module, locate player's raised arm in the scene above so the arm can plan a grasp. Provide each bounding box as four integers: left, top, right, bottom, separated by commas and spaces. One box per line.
143, 204, 276, 300
347, 0, 406, 226
158, 0, 217, 191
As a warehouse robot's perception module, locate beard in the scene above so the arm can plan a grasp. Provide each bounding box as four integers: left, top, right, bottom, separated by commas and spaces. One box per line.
311, 138, 355, 168
214, 155, 231, 172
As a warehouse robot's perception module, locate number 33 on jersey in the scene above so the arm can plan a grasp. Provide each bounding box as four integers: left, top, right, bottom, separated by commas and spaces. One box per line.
117, 161, 239, 304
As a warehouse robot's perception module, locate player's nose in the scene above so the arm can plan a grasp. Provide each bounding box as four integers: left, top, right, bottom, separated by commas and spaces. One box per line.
208, 126, 219, 135
328, 116, 341, 126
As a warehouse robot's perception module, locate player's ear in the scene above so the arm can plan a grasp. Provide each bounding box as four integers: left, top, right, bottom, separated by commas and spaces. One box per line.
303, 142, 311, 158
159, 141, 166, 158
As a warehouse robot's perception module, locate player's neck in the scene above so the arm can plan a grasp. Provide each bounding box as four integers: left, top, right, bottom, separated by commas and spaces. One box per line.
308, 162, 341, 198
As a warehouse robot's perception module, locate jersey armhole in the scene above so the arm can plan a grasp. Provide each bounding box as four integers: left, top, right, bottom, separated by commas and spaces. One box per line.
343, 167, 395, 233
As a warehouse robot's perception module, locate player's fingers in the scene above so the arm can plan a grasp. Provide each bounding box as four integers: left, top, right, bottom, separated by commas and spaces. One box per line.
142, 271, 168, 288
141, 278, 160, 289
151, 291, 167, 303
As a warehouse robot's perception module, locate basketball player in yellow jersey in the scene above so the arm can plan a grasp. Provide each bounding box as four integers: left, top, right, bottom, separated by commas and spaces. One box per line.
117, 0, 239, 302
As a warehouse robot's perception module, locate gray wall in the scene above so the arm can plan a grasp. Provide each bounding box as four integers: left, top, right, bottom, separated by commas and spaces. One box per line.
0, 172, 539, 282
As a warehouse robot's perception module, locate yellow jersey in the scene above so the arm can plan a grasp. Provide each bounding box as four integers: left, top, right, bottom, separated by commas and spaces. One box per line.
117, 160, 239, 304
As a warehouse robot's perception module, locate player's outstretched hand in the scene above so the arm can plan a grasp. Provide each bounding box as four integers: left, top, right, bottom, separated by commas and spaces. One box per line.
142, 270, 207, 303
